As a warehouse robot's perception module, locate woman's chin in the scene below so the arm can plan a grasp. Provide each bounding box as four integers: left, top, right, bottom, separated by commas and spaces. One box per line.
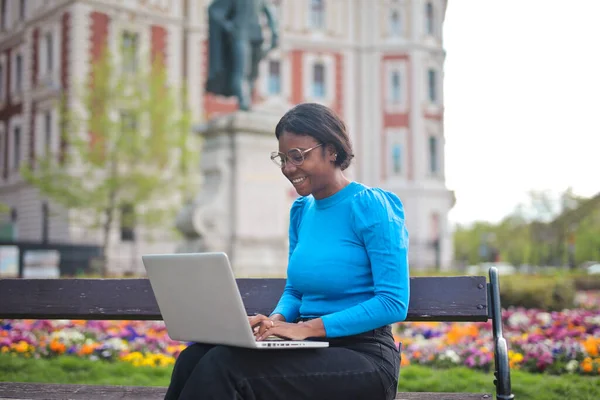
293, 183, 311, 197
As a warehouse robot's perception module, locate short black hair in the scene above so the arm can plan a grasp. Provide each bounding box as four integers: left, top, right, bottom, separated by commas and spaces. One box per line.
275, 103, 354, 170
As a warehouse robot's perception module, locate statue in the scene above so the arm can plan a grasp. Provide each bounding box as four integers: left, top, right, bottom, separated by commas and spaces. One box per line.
206, 0, 279, 111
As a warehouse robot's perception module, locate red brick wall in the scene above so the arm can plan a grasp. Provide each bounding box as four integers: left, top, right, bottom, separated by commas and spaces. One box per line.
31, 29, 39, 87
57, 12, 71, 164
151, 25, 167, 67
88, 12, 109, 152
333, 52, 343, 118
290, 50, 303, 105
90, 12, 109, 64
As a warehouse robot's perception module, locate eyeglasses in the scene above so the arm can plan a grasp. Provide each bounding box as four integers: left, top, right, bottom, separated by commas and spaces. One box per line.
270, 144, 323, 168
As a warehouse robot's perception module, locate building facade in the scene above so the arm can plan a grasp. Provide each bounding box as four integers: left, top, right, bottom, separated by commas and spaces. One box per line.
0, 0, 454, 274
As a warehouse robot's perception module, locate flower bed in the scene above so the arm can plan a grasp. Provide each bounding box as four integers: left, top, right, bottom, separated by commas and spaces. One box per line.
1, 307, 599, 376
0, 320, 184, 368
396, 307, 600, 376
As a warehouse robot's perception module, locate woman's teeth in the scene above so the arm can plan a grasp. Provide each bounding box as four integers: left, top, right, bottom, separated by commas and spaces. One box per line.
292, 177, 306, 184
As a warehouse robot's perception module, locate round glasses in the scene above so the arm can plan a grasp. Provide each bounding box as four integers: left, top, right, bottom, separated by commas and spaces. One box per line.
270, 143, 323, 168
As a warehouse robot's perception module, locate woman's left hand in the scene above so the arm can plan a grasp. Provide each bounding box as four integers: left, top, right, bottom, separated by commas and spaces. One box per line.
256, 319, 326, 341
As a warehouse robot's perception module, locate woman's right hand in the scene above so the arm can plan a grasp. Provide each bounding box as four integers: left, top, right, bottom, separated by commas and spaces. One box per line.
248, 314, 285, 338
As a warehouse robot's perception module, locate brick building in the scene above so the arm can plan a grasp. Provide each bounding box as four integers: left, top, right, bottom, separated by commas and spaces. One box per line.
0, 0, 454, 273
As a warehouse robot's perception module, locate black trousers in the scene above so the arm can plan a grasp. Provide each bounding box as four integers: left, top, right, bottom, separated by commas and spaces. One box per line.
165, 325, 400, 400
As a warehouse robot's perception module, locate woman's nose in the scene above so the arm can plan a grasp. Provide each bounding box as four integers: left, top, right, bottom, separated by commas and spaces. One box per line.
282, 161, 297, 175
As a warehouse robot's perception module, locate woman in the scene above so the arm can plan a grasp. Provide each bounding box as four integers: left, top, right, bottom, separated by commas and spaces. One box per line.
165, 103, 410, 400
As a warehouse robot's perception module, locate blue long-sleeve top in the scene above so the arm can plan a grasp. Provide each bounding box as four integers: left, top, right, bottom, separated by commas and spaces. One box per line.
270, 182, 410, 338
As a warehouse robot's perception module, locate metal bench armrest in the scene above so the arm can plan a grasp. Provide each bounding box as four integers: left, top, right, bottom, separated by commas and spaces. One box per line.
488, 267, 515, 400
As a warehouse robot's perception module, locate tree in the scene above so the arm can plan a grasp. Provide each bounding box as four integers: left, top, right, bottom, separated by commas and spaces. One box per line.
21, 46, 199, 276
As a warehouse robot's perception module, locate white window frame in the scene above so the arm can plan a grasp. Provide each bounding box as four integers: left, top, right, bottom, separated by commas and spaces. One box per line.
36, 106, 58, 158
258, 49, 291, 104
384, 60, 408, 113
0, 122, 6, 178
388, 7, 405, 38
425, 1, 436, 37
308, 0, 326, 30
302, 53, 335, 105
11, 46, 25, 101
428, 134, 442, 177
0, 54, 7, 106
1, 0, 11, 32
38, 22, 61, 89
386, 128, 408, 181
424, 64, 442, 113
108, 19, 149, 77
8, 115, 23, 177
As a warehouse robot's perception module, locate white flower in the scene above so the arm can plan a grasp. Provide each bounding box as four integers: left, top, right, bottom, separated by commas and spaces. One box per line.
536, 312, 552, 326
439, 349, 461, 364
565, 359, 579, 373
507, 312, 530, 328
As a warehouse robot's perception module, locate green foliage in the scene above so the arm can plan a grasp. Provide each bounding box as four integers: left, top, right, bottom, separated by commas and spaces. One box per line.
500, 275, 576, 310
572, 275, 600, 291
20, 47, 199, 274
454, 189, 600, 268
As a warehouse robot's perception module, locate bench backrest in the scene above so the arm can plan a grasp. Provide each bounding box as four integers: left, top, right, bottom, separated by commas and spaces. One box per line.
0, 276, 489, 322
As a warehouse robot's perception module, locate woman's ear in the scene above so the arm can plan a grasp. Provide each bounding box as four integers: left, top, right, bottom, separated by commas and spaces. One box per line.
325, 144, 337, 162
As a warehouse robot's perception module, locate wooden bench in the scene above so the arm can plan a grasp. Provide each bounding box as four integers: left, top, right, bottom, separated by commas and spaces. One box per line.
0, 267, 514, 400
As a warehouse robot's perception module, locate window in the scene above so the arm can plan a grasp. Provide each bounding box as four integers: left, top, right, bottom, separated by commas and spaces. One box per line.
44, 111, 52, 154
42, 202, 49, 243
45, 32, 53, 72
122, 32, 139, 73
15, 54, 23, 92
312, 63, 325, 98
0, 64, 4, 99
19, 0, 26, 21
427, 69, 437, 103
390, 10, 401, 37
120, 203, 135, 242
1, 0, 7, 30
268, 60, 281, 95
428, 136, 438, 174
310, 0, 325, 29
120, 111, 137, 133
391, 71, 401, 103
426, 2, 434, 35
13, 126, 21, 170
392, 143, 402, 175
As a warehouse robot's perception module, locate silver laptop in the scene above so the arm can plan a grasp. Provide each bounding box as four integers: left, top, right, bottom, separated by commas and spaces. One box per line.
142, 252, 328, 349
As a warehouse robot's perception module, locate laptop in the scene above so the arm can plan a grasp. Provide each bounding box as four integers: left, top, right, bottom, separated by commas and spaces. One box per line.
141, 252, 329, 350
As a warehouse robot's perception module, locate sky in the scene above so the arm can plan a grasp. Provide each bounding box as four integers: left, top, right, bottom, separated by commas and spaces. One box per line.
443, 0, 600, 225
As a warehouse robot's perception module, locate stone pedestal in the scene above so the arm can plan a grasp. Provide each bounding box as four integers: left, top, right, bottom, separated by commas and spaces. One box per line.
176, 110, 293, 277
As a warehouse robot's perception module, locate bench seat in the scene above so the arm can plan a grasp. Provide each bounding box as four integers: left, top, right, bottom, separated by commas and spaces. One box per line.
0, 382, 492, 400
0, 269, 513, 399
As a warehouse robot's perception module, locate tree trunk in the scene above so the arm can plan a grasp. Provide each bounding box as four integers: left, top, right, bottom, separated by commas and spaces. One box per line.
101, 190, 117, 277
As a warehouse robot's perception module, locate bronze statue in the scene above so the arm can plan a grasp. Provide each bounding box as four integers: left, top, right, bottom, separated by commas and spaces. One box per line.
206, 0, 279, 111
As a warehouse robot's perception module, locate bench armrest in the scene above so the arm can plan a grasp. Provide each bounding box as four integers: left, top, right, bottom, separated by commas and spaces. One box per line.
488, 267, 515, 400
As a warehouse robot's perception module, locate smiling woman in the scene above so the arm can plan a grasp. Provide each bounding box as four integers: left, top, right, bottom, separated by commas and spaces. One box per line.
165, 103, 411, 400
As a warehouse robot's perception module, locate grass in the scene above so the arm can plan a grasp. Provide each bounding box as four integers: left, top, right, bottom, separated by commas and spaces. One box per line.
399, 365, 600, 400
1, 355, 599, 399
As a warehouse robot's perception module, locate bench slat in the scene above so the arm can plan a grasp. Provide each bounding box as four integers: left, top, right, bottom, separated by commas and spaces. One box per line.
0, 382, 491, 400
0, 276, 488, 322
